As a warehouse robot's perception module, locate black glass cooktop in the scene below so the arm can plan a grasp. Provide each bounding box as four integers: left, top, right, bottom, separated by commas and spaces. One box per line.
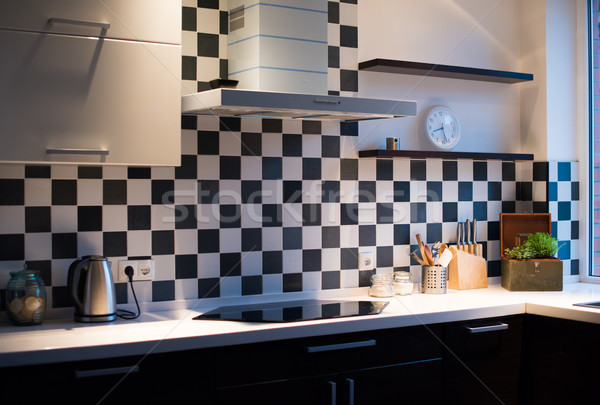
193, 300, 389, 323
573, 301, 600, 309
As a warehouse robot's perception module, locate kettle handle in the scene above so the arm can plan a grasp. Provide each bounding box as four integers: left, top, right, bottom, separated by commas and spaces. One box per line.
68, 257, 91, 310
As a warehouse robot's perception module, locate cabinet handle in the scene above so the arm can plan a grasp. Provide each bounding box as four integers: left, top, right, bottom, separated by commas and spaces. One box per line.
466, 323, 509, 334
305, 339, 376, 353
48, 17, 111, 30
314, 98, 340, 105
346, 378, 355, 405
47, 148, 109, 156
329, 381, 336, 405
74, 365, 139, 378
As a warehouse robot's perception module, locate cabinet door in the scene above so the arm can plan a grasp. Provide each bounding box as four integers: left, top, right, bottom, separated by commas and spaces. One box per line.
217, 376, 338, 405
218, 358, 444, 405
348, 359, 444, 405
0, 0, 180, 44
526, 315, 600, 404
443, 315, 523, 405
0, 349, 216, 405
0, 30, 181, 166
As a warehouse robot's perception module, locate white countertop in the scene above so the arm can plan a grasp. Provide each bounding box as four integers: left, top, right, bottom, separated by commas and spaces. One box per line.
2, 283, 600, 368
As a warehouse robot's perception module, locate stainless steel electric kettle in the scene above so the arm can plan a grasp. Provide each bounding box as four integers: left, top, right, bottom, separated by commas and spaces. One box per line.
68, 255, 117, 322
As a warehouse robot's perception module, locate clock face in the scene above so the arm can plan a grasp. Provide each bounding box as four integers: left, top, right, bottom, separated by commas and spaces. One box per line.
425, 106, 460, 150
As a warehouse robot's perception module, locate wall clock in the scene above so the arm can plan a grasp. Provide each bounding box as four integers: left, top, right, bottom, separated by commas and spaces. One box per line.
423, 106, 461, 150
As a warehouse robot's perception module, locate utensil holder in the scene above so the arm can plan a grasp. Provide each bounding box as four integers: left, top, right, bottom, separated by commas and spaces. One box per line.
422, 266, 447, 294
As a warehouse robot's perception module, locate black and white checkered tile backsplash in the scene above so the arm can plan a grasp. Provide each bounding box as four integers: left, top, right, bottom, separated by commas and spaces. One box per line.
0, 115, 581, 308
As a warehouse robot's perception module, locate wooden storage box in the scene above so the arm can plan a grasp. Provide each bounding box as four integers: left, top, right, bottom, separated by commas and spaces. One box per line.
500, 213, 562, 291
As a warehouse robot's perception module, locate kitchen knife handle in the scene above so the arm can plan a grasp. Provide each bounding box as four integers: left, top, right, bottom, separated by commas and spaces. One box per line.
465, 219, 471, 245
466, 323, 509, 334
305, 339, 376, 353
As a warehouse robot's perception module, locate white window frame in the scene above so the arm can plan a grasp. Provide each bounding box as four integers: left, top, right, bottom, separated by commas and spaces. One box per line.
579, 0, 594, 282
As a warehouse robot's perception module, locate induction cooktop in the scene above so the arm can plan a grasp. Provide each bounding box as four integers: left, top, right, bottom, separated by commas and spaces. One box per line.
193, 300, 389, 323
573, 301, 600, 309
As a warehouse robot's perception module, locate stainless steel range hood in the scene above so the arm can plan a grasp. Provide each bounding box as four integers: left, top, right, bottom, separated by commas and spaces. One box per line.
181, 88, 417, 122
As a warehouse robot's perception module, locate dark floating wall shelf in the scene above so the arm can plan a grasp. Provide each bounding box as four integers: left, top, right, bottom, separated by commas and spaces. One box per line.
358, 59, 534, 84
359, 150, 534, 161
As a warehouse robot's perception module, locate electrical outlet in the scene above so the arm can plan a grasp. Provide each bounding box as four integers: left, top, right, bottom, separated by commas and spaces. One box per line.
358, 252, 375, 270
118, 260, 138, 282
137, 259, 155, 281
117, 260, 154, 282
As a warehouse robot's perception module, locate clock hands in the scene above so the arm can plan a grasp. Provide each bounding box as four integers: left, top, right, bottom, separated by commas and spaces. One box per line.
432, 126, 450, 144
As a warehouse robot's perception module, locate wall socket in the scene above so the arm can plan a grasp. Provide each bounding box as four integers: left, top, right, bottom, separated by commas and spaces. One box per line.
358, 252, 375, 270
117, 260, 155, 282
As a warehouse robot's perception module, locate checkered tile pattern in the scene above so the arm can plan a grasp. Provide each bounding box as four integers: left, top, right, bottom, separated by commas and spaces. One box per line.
548, 161, 580, 275
0, 2, 582, 310
0, 117, 545, 308
182, 0, 359, 96
515, 161, 579, 276
328, 0, 359, 95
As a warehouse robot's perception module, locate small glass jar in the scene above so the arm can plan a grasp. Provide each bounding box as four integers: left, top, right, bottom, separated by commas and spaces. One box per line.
369, 273, 394, 298
394, 271, 414, 296
5, 268, 46, 326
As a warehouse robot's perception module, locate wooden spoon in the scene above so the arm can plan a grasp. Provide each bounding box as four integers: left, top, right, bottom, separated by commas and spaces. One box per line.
439, 243, 448, 255
415, 233, 426, 264
423, 243, 434, 266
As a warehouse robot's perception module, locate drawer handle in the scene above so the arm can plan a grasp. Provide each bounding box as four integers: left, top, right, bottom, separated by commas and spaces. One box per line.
305, 339, 376, 353
47, 148, 109, 156
466, 323, 509, 334
74, 365, 139, 378
329, 381, 336, 405
346, 378, 355, 405
49, 17, 111, 30
314, 98, 340, 105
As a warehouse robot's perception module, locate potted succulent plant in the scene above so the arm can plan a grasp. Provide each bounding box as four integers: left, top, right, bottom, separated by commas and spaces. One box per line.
501, 231, 564, 291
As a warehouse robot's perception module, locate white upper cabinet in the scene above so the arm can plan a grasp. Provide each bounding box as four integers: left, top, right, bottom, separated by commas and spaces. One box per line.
0, 0, 181, 166
0, 0, 180, 44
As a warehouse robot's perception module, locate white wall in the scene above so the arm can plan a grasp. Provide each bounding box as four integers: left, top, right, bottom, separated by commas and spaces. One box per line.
357, 0, 523, 154
518, 0, 548, 160
357, 0, 584, 162
545, 0, 579, 161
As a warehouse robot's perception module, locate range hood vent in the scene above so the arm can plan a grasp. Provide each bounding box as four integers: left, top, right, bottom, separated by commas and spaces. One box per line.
181, 89, 417, 122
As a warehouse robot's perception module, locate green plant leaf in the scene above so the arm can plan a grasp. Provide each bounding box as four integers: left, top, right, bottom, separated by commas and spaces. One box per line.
504, 245, 535, 260
523, 232, 563, 258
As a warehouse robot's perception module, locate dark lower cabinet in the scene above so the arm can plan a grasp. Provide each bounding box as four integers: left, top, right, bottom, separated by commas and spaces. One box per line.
0, 349, 215, 405
215, 324, 444, 405
349, 359, 443, 404
443, 315, 524, 405
524, 315, 600, 405
19, 312, 600, 405
217, 359, 443, 405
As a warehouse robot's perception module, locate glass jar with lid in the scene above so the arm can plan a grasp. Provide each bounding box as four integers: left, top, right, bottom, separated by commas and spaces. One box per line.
369, 273, 394, 298
393, 271, 414, 296
5, 266, 46, 326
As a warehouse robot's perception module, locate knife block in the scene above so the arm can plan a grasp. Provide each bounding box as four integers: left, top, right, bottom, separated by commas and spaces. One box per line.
447, 247, 487, 290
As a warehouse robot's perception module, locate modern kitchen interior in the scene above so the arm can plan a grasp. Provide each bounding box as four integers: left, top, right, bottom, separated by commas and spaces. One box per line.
0, 0, 599, 404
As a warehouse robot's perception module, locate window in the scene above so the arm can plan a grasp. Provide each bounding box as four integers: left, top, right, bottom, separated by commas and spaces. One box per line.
591, 0, 600, 276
